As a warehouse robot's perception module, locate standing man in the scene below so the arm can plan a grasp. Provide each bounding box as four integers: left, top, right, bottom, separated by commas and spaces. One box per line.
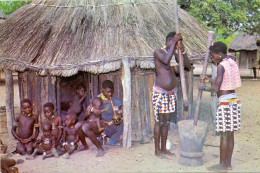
153, 32, 191, 158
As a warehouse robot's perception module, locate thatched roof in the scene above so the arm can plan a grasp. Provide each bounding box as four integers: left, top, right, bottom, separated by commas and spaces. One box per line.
229, 33, 260, 51
0, 0, 208, 76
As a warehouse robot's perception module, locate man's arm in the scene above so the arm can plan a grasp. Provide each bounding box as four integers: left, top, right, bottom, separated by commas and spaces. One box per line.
154, 42, 176, 65
174, 41, 191, 70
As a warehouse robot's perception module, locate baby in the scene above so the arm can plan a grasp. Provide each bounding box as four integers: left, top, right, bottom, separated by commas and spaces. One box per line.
26, 121, 58, 160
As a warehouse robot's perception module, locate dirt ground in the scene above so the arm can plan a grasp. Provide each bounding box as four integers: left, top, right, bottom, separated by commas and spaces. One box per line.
1, 76, 260, 173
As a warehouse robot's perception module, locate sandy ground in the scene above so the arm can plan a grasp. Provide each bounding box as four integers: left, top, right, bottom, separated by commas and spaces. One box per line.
1, 76, 260, 173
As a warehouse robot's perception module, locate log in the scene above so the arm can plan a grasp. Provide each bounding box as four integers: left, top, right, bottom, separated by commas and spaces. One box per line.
193, 31, 214, 126
5, 70, 14, 137
173, 0, 188, 107
122, 57, 131, 147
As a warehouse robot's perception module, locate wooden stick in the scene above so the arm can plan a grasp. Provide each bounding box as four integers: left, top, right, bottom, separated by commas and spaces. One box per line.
193, 31, 214, 126
122, 57, 132, 148
211, 64, 217, 129
173, 0, 188, 107
5, 70, 14, 137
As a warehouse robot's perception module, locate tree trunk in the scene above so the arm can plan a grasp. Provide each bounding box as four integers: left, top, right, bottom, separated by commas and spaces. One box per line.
5, 70, 14, 137
122, 57, 132, 147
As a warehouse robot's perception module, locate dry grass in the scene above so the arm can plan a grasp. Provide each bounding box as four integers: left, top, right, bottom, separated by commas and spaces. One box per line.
0, 0, 208, 76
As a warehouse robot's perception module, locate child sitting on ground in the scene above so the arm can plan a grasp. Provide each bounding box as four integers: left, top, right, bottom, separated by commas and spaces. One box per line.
26, 121, 58, 160
11, 99, 39, 155
1, 139, 19, 173
59, 114, 79, 159
43, 102, 63, 148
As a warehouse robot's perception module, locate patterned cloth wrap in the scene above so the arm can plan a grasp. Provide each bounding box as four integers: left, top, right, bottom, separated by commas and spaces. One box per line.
216, 93, 241, 132
152, 85, 176, 122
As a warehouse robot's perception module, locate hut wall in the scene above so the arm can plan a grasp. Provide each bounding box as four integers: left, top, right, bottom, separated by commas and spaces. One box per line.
18, 71, 57, 121
131, 68, 154, 143
239, 50, 257, 69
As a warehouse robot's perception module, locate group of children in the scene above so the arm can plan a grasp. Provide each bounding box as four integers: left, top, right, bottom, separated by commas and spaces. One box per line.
11, 84, 107, 160
11, 99, 78, 160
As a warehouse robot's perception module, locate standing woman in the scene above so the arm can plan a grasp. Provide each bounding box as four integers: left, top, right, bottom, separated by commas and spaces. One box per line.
199, 42, 241, 171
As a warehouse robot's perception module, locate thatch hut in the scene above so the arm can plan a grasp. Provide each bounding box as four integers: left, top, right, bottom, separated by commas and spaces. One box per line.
0, 0, 208, 147
229, 33, 260, 76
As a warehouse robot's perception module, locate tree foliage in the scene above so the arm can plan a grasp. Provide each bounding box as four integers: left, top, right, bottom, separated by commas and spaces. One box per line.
179, 0, 260, 36
0, 1, 30, 15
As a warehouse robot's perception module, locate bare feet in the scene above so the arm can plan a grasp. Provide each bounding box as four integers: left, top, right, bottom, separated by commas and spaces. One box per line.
26, 156, 36, 160
161, 150, 175, 156
61, 153, 70, 159
155, 151, 167, 159
227, 165, 232, 170
207, 164, 227, 172
16, 159, 24, 164
52, 149, 59, 158
96, 150, 105, 157
78, 145, 89, 152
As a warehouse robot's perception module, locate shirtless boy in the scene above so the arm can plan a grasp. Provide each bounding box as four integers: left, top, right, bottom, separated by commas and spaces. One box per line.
11, 99, 39, 155
153, 32, 191, 158
60, 114, 79, 159
67, 84, 87, 121
26, 121, 58, 160
43, 102, 63, 147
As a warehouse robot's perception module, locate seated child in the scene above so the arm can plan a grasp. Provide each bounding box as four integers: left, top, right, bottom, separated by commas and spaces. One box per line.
43, 102, 63, 147
11, 99, 39, 155
1, 139, 23, 173
67, 84, 87, 121
85, 97, 109, 132
59, 114, 79, 159
1, 159, 19, 173
26, 121, 58, 160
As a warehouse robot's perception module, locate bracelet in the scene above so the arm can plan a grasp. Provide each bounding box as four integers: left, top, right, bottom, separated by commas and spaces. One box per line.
182, 50, 186, 55
90, 106, 94, 113
62, 142, 68, 146
70, 142, 74, 146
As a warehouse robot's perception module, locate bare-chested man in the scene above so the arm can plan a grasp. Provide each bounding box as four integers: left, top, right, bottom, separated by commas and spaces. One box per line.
43, 102, 63, 147
153, 32, 191, 158
11, 99, 39, 155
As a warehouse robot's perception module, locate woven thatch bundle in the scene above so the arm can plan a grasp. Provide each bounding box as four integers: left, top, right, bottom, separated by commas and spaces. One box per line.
229, 33, 260, 51
0, 0, 208, 76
